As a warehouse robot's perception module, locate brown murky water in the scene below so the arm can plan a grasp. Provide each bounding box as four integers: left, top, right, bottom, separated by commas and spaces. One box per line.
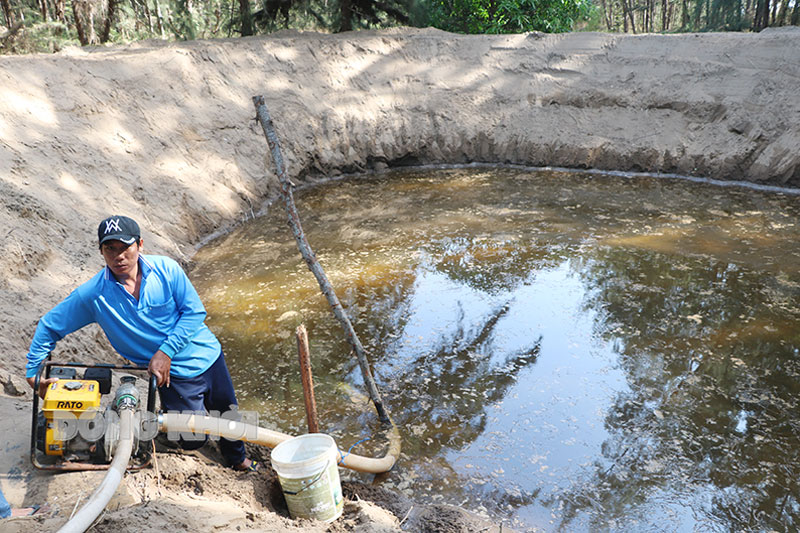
191, 167, 800, 532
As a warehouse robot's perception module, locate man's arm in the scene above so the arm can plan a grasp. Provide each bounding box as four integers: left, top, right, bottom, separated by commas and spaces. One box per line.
152, 259, 209, 383
26, 288, 94, 395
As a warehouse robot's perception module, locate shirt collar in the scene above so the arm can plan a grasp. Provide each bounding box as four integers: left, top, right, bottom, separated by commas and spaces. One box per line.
139, 254, 153, 278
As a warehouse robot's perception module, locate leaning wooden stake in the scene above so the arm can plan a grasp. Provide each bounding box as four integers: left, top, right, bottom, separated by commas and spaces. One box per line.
252, 95, 390, 424
296, 324, 320, 434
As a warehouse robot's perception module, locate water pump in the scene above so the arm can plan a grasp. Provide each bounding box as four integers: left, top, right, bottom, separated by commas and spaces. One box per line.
30, 361, 156, 471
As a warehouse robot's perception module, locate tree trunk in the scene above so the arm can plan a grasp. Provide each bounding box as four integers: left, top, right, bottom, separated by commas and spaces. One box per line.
338, 0, 352, 31
625, 0, 637, 32
87, 1, 97, 42
600, 0, 612, 29
757, 0, 770, 28
651, 0, 656, 30
792, 0, 800, 24
212, 0, 221, 34
129, 0, 141, 32
681, 0, 688, 28
54, 0, 65, 22
1, 0, 15, 27
668, 1, 674, 28
621, 0, 630, 31
100, 0, 117, 41
227, 0, 234, 36
649, 0, 654, 30
238, 0, 251, 35
153, 0, 165, 37
143, 0, 154, 33
72, 0, 88, 44
776, 0, 787, 24
623, 2, 629, 31
651, 0, 656, 31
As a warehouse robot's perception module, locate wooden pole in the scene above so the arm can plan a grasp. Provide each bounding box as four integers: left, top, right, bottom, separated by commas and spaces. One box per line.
252, 95, 390, 424
296, 325, 319, 434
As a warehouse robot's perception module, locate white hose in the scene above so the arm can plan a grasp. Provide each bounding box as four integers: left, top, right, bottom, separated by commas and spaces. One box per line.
57, 409, 136, 533
159, 412, 400, 473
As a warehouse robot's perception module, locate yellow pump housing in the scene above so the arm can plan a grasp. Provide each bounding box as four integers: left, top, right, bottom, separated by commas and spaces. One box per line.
42, 380, 102, 456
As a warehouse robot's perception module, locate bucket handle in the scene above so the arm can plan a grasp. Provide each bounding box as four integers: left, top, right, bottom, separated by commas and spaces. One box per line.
281, 459, 330, 496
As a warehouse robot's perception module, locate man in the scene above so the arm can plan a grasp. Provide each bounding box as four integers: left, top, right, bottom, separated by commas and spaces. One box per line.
25, 215, 257, 471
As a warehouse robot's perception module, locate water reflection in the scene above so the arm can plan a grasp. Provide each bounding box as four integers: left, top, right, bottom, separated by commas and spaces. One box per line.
568, 247, 800, 531
191, 168, 800, 531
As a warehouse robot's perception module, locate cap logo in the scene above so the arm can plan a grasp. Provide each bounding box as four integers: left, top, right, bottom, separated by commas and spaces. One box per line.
104, 218, 121, 234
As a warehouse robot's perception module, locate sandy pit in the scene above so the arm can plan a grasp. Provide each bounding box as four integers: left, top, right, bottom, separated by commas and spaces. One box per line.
1, 26, 799, 532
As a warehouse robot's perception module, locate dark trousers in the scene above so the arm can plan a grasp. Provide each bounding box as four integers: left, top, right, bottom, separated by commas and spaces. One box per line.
158, 350, 246, 466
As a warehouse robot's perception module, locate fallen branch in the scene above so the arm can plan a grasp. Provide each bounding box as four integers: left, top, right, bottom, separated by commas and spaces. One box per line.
252, 95, 390, 424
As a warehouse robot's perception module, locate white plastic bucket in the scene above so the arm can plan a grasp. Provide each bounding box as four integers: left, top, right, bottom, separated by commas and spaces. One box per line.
270, 433, 343, 522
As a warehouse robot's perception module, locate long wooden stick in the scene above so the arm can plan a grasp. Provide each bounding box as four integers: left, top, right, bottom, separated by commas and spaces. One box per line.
252, 95, 390, 424
296, 324, 319, 433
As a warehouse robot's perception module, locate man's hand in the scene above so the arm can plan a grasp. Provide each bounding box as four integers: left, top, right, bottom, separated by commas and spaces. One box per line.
149, 350, 172, 387
27, 376, 58, 399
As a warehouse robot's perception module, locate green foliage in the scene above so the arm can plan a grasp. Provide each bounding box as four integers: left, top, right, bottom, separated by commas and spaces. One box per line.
423, 0, 592, 33
577, 2, 609, 31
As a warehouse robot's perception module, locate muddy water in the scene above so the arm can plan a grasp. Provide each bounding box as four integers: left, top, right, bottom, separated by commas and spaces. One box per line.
191, 168, 800, 532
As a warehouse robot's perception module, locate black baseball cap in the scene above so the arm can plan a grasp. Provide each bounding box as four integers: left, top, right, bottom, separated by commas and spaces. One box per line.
98, 215, 141, 246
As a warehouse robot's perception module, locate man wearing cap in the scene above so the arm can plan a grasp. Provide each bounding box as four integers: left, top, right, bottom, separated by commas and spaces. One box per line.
25, 215, 258, 472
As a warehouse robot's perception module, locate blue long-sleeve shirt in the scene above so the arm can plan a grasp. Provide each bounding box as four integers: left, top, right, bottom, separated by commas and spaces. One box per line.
26, 254, 221, 379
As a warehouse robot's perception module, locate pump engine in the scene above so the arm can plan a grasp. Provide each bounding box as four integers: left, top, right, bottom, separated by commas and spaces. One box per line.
31, 362, 155, 470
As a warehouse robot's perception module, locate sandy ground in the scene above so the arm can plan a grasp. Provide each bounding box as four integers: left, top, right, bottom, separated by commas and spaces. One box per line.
1, 26, 800, 532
